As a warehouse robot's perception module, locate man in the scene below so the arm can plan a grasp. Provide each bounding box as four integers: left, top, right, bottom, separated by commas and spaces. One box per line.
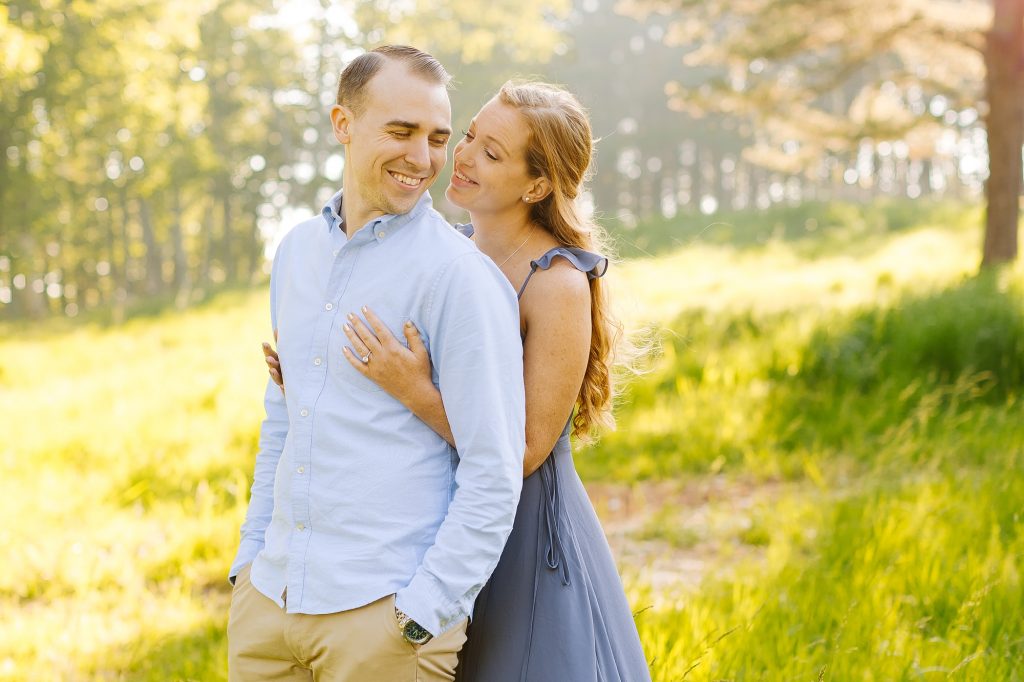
227, 45, 526, 681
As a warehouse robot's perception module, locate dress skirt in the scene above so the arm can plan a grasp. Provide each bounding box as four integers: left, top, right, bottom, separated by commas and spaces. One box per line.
455, 426, 651, 682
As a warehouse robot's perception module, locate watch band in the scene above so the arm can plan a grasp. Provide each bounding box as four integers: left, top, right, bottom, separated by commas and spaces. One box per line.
395, 607, 433, 645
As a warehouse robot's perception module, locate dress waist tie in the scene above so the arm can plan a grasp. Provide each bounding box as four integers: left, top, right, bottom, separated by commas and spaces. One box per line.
540, 436, 571, 587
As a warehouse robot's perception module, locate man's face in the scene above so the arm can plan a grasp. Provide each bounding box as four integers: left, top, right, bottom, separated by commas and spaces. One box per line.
332, 61, 452, 224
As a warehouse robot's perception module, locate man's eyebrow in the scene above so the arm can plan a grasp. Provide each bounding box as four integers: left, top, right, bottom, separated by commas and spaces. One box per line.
385, 120, 453, 136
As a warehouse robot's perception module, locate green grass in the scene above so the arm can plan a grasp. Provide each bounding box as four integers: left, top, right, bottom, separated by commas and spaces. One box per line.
0, 289, 266, 680
2, 200, 1022, 680
633, 462, 1024, 679
587, 204, 1024, 680
607, 197, 981, 258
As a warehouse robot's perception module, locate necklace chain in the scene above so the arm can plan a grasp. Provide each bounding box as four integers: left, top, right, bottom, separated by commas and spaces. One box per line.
497, 229, 535, 268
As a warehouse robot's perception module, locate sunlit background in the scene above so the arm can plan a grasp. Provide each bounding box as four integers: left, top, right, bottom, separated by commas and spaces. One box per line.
2, 0, 1023, 679
0, 0, 1001, 319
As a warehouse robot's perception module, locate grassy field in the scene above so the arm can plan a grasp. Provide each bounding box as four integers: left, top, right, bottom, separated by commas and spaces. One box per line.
2, 200, 1022, 680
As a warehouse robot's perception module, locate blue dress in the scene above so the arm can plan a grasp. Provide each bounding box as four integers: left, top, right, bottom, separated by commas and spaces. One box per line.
455, 238, 651, 682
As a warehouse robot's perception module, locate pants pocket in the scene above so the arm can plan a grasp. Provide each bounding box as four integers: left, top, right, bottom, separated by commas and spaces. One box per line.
232, 563, 252, 590
384, 594, 418, 649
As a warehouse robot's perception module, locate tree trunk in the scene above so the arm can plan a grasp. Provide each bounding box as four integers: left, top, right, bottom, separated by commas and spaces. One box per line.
221, 191, 236, 283
199, 190, 214, 290
17, 235, 46, 318
170, 187, 192, 307
246, 202, 265, 284
982, 0, 1024, 267
137, 197, 164, 295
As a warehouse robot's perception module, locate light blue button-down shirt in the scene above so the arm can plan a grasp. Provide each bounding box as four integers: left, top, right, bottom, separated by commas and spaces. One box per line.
230, 190, 525, 636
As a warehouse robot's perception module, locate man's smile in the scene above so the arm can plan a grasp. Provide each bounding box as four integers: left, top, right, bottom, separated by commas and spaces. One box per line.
389, 170, 425, 188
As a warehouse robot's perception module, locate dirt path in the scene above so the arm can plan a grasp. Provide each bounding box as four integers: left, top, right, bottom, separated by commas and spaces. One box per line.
584, 476, 790, 601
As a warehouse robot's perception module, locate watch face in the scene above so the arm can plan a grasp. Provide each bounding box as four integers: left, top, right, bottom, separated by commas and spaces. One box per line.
403, 620, 432, 645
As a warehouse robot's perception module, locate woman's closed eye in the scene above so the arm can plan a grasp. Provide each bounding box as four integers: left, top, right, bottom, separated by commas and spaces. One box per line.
462, 129, 498, 161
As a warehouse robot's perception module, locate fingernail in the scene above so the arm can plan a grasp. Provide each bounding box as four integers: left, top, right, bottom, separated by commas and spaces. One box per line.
344, 324, 351, 331
405, 320, 413, 327
361, 305, 367, 312
347, 313, 354, 320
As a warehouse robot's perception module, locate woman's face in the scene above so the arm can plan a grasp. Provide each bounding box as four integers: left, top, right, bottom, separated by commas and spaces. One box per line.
445, 98, 537, 215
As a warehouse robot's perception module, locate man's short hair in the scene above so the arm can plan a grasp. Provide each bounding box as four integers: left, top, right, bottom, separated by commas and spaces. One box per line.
335, 45, 451, 114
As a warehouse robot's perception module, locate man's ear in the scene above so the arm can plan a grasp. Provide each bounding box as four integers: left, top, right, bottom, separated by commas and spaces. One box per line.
330, 104, 354, 144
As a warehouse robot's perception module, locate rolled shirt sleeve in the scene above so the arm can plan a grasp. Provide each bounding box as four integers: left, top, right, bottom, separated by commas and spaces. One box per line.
394, 251, 526, 635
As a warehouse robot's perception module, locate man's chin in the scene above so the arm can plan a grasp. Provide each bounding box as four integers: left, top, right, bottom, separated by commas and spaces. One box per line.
387, 191, 427, 215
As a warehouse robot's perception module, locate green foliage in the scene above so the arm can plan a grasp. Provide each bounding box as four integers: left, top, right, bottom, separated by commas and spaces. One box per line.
1, 0, 306, 319
799, 273, 1024, 400
0, 0, 573, 321
625, 0, 987, 171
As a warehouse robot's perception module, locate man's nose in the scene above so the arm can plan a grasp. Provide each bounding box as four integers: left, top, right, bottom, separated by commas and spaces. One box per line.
404, 137, 431, 171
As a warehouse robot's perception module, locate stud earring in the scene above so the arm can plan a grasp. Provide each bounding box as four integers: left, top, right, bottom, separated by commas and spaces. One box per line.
523, 197, 531, 203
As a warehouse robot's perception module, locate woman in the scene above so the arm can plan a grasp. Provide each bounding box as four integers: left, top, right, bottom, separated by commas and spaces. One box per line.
265, 81, 651, 681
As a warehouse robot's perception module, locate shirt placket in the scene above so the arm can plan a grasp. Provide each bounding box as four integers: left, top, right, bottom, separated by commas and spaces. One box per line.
285, 222, 362, 610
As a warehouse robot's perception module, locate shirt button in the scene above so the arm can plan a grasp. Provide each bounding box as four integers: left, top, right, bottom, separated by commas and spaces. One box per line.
300, 408, 309, 417
333, 249, 340, 256
296, 523, 305, 531
313, 357, 322, 366
378, 230, 387, 239
297, 465, 305, 474
325, 302, 333, 311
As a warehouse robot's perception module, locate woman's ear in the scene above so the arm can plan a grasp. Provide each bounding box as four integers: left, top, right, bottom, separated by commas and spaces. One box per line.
330, 104, 354, 144
524, 177, 553, 204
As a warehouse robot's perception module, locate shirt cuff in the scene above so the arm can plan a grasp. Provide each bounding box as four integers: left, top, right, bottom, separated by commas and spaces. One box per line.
228, 537, 264, 584
395, 572, 466, 637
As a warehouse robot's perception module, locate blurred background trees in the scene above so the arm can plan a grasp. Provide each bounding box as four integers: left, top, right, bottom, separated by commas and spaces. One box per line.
1, 0, 1016, 320
623, 0, 1019, 265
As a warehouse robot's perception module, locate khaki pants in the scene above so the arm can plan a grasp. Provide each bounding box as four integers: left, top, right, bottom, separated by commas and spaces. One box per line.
228, 564, 467, 682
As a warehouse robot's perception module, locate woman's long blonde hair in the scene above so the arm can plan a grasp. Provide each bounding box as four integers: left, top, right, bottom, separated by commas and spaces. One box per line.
499, 80, 623, 442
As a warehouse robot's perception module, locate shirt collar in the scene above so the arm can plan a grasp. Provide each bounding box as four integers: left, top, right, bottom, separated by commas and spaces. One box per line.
321, 190, 345, 233
321, 190, 433, 241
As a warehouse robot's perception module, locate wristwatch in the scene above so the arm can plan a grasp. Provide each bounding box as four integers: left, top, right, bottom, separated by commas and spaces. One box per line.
395, 608, 433, 645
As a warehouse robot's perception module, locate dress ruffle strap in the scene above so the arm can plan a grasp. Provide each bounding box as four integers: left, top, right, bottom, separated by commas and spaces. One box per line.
517, 247, 609, 299
454, 224, 609, 299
